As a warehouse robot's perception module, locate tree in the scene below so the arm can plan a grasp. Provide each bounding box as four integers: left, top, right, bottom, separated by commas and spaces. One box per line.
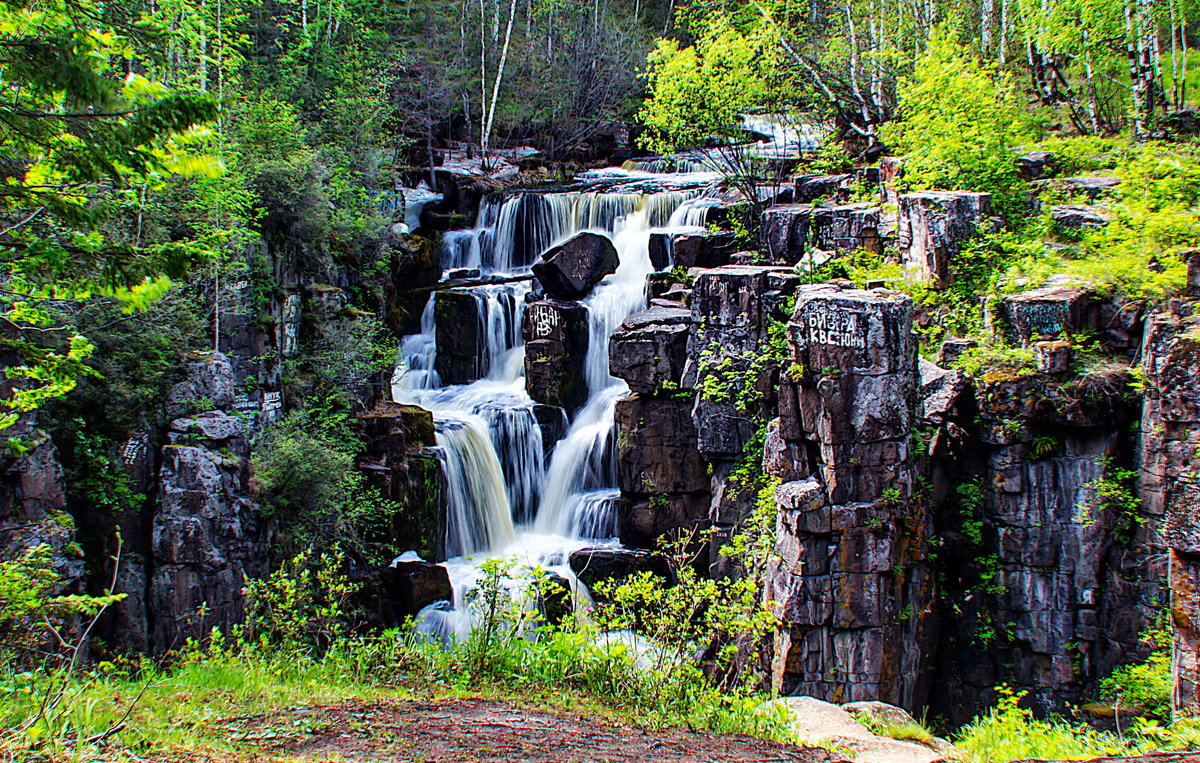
0, 0, 220, 445
886, 27, 1030, 216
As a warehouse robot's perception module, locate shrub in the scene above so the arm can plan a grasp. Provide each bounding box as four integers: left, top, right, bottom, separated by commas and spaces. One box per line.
955, 686, 1130, 763
1101, 629, 1173, 720
886, 27, 1030, 219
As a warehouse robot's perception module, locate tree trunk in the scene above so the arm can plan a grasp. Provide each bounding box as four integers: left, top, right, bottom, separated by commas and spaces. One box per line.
1127, 1, 1148, 137
1083, 28, 1102, 134
481, 0, 517, 163
982, 0, 994, 54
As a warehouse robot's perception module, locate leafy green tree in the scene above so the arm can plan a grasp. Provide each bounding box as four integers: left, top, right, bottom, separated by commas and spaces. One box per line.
638, 23, 781, 153
886, 28, 1030, 217
0, 0, 219, 444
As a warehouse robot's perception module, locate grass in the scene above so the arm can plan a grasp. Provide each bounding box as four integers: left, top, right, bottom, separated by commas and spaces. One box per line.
0, 628, 792, 761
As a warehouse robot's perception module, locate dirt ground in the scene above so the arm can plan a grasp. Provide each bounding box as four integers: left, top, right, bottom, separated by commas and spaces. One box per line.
216, 698, 851, 763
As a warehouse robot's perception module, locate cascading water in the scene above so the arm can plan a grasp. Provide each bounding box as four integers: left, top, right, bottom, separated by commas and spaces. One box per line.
392, 172, 718, 642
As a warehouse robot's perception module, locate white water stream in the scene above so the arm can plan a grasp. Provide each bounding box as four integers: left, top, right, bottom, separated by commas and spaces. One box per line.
391, 173, 720, 643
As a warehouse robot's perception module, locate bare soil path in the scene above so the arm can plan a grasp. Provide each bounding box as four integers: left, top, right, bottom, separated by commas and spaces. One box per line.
218, 698, 851, 763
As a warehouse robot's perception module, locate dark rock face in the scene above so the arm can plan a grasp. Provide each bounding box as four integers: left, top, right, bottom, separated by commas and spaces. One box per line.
759, 204, 882, 264
151, 352, 269, 651
434, 290, 482, 385
166, 353, 236, 418
614, 394, 710, 545
1140, 308, 1200, 710
760, 204, 812, 265
383, 231, 441, 335
690, 266, 801, 458
569, 546, 673, 590
812, 204, 883, 255
151, 439, 265, 651
523, 299, 589, 415
357, 402, 442, 561
649, 230, 734, 270
898, 192, 991, 287
355, 560, 452, 628
1003, 286, 1096, 343
609, 306, 693, 395
768, 283, 936, 709
1050, 204, 1110, 232
532, 231, 619, 300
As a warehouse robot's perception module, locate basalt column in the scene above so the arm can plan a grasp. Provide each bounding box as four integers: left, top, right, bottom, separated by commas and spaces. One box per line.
767, 283, 936, 709
1141, 299, 1200, 711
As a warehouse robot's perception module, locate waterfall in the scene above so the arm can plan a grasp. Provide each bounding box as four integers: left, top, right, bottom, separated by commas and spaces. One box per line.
394, 170, 717, 642
437, 414, 517, 558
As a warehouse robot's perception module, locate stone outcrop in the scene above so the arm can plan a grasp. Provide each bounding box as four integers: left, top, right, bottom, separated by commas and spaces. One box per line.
357, 402, 442, 561
898, 191, 991, 287
1050, 204, 1110, 233
434, 290, 483, 385
760, 204, 812, 265
614, 394, 710, 545
759, 204, 883, 265
523, 299, 589, 415
768, 284, 936, 708
812, 204, 883, 256
532, 231, 619, 300
648, 230, 734, 270
794, 174, 856, 203
1002, 286, 1097, 343
608, 305, 693, 395
152, 408, 265, 651
1138, 306, 1200, 711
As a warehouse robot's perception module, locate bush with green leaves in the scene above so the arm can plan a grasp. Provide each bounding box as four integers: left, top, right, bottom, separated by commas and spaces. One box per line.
251, 397, 402, 563
954, 686, 1130, 762
1101, 629, 1173, 720
886, 27, 1031, 219
244, 548, 360, 650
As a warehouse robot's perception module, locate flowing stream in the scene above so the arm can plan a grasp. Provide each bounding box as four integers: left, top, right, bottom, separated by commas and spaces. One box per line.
392, 168, 720, 643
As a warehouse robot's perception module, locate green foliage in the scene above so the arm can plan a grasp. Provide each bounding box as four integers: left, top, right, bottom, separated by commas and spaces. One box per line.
591, 476, 778, 693
244, 548, 360, 650
951, 343, 1039, 381
1101, 629, 1172, 721
251, 396, 401, 563
638, 23, 781, 153
1080, 456, 1143, 544
955, 686, 1129, 763
955, 479, 985, 546
887, 28, 1030, 219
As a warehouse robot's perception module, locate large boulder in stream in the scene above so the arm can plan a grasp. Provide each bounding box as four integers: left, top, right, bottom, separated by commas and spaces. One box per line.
532, 231, 619, 300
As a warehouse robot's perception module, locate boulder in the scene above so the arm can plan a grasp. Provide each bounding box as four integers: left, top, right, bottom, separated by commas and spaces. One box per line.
898, 191, 991, 287
1002, 286, 1096, 343
382, 560, 453, 619
532, 231, 619, 300
760, 204, 812, 265
1017, 150, 1058, 181
569, 547, 673, 590
1050, 204, 1110, 232
765, 697, 947, 763
609, 306, 693, 394
523, 299, 589, 415
918, 358, 968, 426
795, 173, 855, 203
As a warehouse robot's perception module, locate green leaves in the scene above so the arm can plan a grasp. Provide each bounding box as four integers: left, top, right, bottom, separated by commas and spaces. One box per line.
887, 27, 1029, 219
